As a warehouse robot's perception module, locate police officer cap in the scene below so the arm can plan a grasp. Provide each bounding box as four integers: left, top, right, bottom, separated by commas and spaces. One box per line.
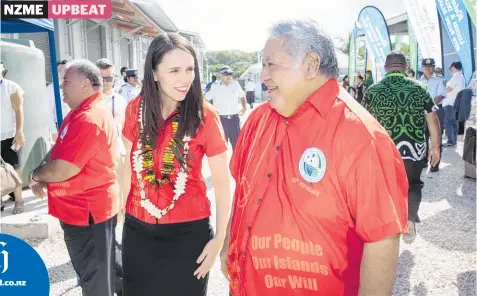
421, 58, 436, 66
125, 69, 138, 76
219, 66, 233, 75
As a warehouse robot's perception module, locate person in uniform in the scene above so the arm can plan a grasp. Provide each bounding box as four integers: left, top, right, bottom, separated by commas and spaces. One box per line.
363, 52, 441, 244
206, 66, 246, 151
29, 59, 118, 296
96, 58, 128, 222
120, 69, 142, 103
220, 19, 408, 296
419, 58, 446, 172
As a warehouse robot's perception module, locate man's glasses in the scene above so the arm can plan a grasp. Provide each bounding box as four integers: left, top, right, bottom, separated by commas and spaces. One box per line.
102, 76, 114, 82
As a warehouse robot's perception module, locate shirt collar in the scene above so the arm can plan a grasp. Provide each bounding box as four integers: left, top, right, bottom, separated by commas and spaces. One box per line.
307, 79, 339, 118
77, 92, 103, 110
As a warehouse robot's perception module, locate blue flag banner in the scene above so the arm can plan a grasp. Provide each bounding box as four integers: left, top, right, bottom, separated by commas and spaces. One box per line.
436, 0, 474, 83
358, 6, 392, 81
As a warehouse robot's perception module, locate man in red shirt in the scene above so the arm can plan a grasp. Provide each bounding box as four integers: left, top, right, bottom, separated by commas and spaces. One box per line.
220, 19, 409, 296
29, 59, 118, 296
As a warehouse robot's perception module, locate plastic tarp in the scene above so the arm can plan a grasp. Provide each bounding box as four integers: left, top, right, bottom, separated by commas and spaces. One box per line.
1, 18, 63, 126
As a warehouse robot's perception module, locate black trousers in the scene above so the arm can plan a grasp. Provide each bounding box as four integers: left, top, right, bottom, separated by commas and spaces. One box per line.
122, 214, 213, 296
61, 214, 117, 296
404, 160, 425, 222
220, 115, 240, 151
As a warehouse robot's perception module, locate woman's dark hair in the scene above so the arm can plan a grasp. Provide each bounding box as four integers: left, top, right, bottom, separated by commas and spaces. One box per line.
357, 74, 364, 81
140, 33, 204, 148
343, 75, 348, 81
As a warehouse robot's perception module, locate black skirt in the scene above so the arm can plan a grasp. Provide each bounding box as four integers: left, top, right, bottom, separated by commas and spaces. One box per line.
122, 214, 213, 296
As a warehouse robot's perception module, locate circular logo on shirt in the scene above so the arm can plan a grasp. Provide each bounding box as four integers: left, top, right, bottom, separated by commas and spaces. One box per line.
60, 123, 69, 140
299, 148, 327, 183
0, 233, 49, 296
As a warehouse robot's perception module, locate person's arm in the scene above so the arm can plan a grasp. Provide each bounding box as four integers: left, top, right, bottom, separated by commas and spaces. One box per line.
344, 138, 408, 294
10, 91, 25, 148
31, 160, 81, 183
32, 121, 103, 183
359, 236, 400, 295
425, 112, 441, 166
236, 82, 247, 114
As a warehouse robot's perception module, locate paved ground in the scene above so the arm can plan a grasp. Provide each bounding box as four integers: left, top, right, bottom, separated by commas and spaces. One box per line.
3, 103, 475, 296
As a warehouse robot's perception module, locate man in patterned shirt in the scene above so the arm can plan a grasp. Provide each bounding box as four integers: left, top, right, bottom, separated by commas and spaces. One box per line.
363, 51, 441, 244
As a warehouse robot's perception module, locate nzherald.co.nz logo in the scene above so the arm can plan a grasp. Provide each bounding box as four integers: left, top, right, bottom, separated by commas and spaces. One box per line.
0, 1, 111, 19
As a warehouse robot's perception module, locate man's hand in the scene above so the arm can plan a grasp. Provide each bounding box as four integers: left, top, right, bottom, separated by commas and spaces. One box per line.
239, 109, 246, 116
14, 131, 25, 148
31, 182, 47, 199
429, 146, 440, 167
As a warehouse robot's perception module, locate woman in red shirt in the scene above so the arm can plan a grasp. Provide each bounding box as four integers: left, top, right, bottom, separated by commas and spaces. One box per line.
121, 33, 231, 296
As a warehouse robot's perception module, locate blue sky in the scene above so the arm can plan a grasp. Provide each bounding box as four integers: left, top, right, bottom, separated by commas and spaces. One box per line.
159, 0, 406, 51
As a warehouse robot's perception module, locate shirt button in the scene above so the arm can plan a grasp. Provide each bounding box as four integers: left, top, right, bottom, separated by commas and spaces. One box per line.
247, 226, 252, 231
242, 252, 247, 258
276, 146, 281, 151
257, 199, 263, 204
284, 120, 289, 126
267, 173, 273, 178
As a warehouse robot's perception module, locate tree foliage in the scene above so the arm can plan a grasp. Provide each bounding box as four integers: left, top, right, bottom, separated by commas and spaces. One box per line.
206, 51, 259, 79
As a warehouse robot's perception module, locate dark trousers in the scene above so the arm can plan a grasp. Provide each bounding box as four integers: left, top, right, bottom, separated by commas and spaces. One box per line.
425, 106, 444, 169
444, 105, 459, 145
220, 115, 240, 151
246, 91, 255, 108
404, 160, 425, 222
61, 214, 117, 296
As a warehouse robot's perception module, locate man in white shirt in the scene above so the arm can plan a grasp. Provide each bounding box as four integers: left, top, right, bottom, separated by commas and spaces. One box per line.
96, 59, 128, 221
206, 66, 246, 150
244, 78, 256, 109
444, 61, 466, 146
119, 69, 141, 103
0, 62, 25, 214
46, 60, 71, 143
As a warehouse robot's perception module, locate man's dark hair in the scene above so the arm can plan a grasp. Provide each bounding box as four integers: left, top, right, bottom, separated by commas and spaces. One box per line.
357, 74, 364, 81
96, 58, 114, 70
120, 67, 127, 74
211, 75, 217, 82
366, 70, 372, 75
408, 69, 416, 77
450, 61, 462, 71
57, 60, 68, 66
0, 61, 7, 77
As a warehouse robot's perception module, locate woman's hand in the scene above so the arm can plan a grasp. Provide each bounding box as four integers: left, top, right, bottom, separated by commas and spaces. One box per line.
194, 237, 224, 279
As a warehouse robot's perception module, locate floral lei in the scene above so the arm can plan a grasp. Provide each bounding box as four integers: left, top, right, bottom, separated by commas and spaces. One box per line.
132, 99, 191, 219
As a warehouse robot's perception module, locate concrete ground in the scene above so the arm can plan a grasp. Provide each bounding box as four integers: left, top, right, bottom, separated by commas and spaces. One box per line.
1, 103, 475, 295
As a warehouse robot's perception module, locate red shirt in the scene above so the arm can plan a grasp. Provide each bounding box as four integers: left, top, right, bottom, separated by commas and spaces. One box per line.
48, 93, 119, 226
228, 80, 408, 296
122, 97, 227, 224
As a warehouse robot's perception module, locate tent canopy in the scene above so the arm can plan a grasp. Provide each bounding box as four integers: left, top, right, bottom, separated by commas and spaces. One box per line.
1, 19, 54, 33
1, 18, 63, 126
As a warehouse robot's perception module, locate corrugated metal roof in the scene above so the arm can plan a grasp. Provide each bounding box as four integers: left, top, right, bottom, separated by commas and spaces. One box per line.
129, 0, 178, 32
179, 30, 206, 49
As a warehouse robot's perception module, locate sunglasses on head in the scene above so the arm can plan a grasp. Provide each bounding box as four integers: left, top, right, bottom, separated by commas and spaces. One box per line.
102, 76, 114, 82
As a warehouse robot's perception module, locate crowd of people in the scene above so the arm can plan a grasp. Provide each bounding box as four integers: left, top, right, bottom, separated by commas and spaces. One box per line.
1, 17, 476, 296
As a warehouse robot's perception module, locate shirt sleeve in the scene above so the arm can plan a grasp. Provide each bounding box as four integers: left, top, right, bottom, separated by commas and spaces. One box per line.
437, 79, 447, 98
203, 108, 228, 157
447, 75, 457, 89
235, 82, 245, 97
205, 85, 215, 102
419, 85, 438, 114
344, 138, 409, 243
122, 100, 138, 142
54, 120, 104, 169
7, 80, 24, 96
